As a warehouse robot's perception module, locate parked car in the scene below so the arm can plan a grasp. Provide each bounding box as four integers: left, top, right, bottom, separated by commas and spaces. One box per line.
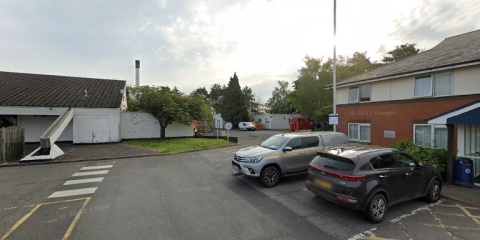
232, 132, 349, 187
305, 143, 442, 223
238, 122, 256, 131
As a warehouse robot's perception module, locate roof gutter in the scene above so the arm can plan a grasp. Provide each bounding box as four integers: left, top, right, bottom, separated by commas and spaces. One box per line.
325, 60, 480, 89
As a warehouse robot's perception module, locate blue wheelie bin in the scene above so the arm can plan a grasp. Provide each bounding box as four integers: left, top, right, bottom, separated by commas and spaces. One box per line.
454, 157, 474, 188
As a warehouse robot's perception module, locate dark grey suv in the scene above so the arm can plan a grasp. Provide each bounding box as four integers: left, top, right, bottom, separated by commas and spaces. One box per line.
306, 143, 442, 223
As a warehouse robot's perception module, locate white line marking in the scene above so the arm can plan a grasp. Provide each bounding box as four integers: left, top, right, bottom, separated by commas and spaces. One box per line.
64, 177, 104, 185
48, 187, 98, 198
80, 165, 113, 171
390, 199, 445, 223
72, 170, 109, 177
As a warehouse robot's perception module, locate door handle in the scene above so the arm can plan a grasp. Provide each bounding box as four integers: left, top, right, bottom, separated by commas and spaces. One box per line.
379, 175, 387, 178
405, 172, 411, 176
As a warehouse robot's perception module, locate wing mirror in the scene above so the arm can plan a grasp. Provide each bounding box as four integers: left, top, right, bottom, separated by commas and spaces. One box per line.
283, 146, 293, 152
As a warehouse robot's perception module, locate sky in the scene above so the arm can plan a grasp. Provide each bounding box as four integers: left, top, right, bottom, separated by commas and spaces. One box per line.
1, 0, 480, 103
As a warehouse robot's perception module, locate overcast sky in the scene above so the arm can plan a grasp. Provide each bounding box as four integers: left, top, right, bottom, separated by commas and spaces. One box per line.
1, 0, 479, 103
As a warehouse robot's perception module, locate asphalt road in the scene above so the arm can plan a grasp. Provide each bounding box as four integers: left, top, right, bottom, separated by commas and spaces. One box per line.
1, 130, 479, 240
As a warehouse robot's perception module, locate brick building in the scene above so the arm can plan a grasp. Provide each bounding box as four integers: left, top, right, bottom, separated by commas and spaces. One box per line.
332, 29, 480, 185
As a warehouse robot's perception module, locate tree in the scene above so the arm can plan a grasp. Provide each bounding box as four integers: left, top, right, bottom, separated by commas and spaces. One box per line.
190, 87, 209, 101
219, 73, 249, 127
127, 85, 211, 139
266, 81, 298, 114
209, 84, 225, 113
266, 80, 290, 107
242, 86, 259, 114
290, 53, 377, 118
382, 43, 421, 64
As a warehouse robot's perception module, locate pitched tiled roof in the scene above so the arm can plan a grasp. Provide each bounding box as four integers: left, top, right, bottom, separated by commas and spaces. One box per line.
337, 29, 480, 87
0, 71, 126, 108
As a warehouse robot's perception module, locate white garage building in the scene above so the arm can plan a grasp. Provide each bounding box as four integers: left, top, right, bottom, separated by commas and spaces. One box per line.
0, 71, 126, 160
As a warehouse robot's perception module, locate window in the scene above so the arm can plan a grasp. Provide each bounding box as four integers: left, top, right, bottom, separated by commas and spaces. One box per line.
303, 137, 320, 148
370, 154, 396, 169
360, 85, 371, 102
413, 124, 447, 149
414, 72, 452, 97
348, 87, 359, 102
465, 125, 480, 157
348, 123, 371, 142
286, 138, 303, 150
395, 153, 416, 168
348, 85, 371, 102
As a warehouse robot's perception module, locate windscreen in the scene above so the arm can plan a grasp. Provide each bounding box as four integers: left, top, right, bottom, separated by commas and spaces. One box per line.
260, 136, 288, 150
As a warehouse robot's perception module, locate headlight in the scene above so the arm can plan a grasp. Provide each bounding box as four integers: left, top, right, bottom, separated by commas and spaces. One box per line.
244, 156, 263, 163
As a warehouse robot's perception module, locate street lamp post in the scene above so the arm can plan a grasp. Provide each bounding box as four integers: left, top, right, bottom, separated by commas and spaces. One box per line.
333, 0, 337, 132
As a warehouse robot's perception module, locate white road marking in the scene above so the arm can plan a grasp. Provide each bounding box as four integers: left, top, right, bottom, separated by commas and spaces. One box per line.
390, 199, 445, 223
64, 177, 104, 185
48, 187, 98, 198
80, 165, 113, 171
72, 170, 109, 177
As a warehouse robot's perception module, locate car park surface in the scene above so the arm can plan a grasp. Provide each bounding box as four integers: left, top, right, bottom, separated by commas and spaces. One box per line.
1, 130, 479, 240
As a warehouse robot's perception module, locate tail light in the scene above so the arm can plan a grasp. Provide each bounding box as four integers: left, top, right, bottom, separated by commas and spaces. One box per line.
309, 163, 366, 182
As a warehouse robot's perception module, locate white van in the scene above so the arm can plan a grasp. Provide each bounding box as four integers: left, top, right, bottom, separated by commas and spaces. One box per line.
238, 122, 256, 131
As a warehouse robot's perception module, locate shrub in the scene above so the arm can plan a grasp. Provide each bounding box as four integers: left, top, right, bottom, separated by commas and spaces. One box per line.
390, 140, 447, 175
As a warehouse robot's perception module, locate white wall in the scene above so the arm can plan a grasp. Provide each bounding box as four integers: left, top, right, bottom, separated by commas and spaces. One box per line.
337, 65, 480, 104
18, 115, 73, 143
454, 66, 480, 95
121, 112, 194, 139
272, 114, 301, 129
336, 88, 349, 105
251, 114, 300, 130
73, 108, 121, 144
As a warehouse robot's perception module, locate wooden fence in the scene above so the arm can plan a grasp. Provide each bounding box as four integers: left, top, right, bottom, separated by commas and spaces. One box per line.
0, 126, 25, 163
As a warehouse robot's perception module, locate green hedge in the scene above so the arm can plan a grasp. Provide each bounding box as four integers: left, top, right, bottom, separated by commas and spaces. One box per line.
390, 140, 447, 175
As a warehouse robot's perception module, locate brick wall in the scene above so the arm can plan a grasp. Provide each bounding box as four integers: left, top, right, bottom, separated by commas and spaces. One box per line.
336, 95, 480, 150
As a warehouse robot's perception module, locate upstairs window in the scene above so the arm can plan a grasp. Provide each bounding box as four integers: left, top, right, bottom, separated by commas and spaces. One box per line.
348, 87, 359, 102
414, 72, 452, 97
348, 84, 371, 102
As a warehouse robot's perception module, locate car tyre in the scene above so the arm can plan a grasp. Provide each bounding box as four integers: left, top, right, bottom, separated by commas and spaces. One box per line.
260, 166, 280, 188
365, 194, 387, 223
425, 180, 441, 203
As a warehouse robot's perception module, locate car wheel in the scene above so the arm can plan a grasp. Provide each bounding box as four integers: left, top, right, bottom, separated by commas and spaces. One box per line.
365, 194, 387, 223
425, 180, 441, 203
260, 166, 280, 188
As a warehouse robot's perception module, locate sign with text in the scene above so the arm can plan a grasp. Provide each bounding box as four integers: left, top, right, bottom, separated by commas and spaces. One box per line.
329, 114, 339, 125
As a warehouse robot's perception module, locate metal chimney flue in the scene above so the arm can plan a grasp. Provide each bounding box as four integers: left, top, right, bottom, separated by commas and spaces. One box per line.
135, 60, 140, 88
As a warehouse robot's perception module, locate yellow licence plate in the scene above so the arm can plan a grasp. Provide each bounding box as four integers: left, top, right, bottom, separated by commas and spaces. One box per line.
315, 178, 332, 190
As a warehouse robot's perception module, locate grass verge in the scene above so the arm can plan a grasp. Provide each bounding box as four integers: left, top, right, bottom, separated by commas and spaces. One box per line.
121, 138, 235, 153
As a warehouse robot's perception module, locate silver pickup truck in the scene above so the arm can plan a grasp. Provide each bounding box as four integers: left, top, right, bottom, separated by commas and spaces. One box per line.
232, 131, 349, 187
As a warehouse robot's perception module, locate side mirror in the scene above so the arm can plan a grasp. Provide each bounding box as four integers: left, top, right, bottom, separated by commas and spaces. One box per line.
283, 146, 293, 152
417, 162, 424, 167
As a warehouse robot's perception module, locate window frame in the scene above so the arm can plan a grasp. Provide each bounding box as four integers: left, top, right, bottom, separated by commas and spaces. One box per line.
348, 87, 359, 103
348, 84, 371, 103
413, 72, 453, 98
348, 123, 371, 142
413, 124, 447, 149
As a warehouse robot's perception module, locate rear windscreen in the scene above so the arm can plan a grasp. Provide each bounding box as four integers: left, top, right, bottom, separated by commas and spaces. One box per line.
311, 153, 356, 172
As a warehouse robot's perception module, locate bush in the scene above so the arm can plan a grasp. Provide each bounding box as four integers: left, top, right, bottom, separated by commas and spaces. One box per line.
390, 140, 447, 175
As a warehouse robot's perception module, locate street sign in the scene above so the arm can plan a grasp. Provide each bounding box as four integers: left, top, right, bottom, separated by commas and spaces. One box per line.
329, 114, 339, 125
225, 122, 233, 130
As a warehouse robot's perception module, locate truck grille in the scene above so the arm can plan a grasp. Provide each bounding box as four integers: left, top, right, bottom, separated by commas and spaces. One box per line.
234, 154, 245, 162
